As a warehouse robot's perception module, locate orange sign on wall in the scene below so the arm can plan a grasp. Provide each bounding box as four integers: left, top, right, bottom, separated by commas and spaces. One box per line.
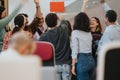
50, 2, 65, 12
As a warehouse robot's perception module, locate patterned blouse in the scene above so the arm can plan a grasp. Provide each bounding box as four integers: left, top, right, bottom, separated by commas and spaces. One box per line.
2, 31, 33, 51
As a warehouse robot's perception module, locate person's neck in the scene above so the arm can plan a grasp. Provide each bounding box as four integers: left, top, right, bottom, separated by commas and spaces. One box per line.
20, 28, 24, 31
107, 22, 116, 26
20, 26, 25, 31
49, 27, 56, 30
91, 27, 96, 32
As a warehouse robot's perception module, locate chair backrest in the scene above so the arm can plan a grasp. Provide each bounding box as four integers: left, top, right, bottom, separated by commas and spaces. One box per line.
34, 41, 55, 66
0, 56, 41, 80
41, 67, 57, 80
97, 41, 120, 80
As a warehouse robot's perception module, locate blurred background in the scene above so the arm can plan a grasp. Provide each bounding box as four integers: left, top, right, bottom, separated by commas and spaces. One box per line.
0, 0, 120, 30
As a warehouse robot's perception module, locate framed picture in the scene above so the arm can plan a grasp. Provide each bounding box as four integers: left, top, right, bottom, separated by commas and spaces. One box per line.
0, 0, 8, 15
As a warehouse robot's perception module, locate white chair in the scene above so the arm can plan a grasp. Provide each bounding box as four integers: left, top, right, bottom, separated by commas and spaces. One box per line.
0, 56, 41, 80
97, 41, 120, 80
41, 67, 57, 80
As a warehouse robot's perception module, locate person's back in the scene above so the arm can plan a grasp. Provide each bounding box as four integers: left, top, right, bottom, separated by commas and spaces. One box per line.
98, 10, 120, 53
40, 21, 71, 65
0, 32, 40, 80
39, 13, 71, 80
106, 25, 120, 40
71, 30, 92, 53
71, 12, 95, 80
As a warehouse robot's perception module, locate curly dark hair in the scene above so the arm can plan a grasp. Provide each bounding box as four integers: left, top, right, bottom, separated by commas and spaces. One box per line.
73, 12, 90, 32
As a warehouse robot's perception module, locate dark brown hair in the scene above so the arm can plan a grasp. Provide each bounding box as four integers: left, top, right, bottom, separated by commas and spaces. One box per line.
73, 12, 90, 32
91, 17, 102, 32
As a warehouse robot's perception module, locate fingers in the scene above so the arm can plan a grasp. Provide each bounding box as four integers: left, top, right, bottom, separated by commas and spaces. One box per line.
83, 0, 89, 3
72, 66, 76, 76
34, 0, 39, 4
100, 0, 105, 4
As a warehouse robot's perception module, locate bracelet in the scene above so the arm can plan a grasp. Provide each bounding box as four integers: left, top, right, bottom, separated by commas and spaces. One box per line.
36, 6, 40, 8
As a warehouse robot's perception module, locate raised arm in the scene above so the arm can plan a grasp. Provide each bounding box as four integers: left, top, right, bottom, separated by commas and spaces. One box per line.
100, 0, 119, 25
34, 0, 43, 18
100, 0, 111, 12
0, 0, 28, 30
81, 0, 89, 12
0, 4, 22, 30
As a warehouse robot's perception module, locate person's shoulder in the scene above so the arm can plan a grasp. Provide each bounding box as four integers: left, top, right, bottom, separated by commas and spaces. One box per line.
40, 32, 47, 37
0, 51, 7, 57
39, 31, 50, 39
71, 30, 80, 36
116, 25, 120, 27
72, 30, 79, 33
104, 26, 113, 33
105, 25, 120, 32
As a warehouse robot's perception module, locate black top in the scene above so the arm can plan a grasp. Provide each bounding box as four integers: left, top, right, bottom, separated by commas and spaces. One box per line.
92, 32, 102, 58
39, 21, 72, 65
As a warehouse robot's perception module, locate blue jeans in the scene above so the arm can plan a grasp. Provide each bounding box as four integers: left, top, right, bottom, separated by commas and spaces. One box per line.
56, 64, 71, 80
76, 53, 95, 80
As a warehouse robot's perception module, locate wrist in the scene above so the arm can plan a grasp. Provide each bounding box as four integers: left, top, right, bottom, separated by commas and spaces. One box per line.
36, 3, 40, 6
71, 64, 76, 67
36, 4, 40, 8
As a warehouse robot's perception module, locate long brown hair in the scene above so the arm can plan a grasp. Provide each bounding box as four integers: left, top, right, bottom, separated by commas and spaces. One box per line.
91, 17, 102, 32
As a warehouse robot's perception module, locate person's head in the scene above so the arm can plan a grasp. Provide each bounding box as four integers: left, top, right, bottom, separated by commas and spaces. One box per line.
90, 17, 102, 32
18, 13, 29, 25
12, 15, 25, 34
9, 32, 36, 55
0, 6, 7, 19
45, 13, 58, 28
105, 10, 117, 25
73, 12, 90, 32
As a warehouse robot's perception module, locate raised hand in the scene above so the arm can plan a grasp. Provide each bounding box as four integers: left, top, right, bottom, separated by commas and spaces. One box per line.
100, 0, 105, 4
21, 0, 29, 5
34, 0, 39, 4
83, 0, 89, 3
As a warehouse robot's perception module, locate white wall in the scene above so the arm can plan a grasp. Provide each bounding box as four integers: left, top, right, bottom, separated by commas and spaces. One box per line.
8, 0, 83, 27
8, 0, 52, 27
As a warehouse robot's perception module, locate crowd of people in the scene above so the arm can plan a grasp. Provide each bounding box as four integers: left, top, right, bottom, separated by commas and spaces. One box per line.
0, 0, 120, 80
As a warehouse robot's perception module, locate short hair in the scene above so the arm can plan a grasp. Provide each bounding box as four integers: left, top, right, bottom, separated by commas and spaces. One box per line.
73, 12, 90, 32
18, 13, 28, 17
106, 10, 117, 22
45, 13, 58, 28
9, 32, 35, 54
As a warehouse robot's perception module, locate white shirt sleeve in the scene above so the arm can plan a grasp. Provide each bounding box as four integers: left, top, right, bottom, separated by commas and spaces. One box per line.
71, 31, 79, 59
97, 31, 111, 54
102, 2, 111, 12
102, 3, 119, 25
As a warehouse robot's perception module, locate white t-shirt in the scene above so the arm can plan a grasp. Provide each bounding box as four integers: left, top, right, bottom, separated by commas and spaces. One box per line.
98, 25, 120, 54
